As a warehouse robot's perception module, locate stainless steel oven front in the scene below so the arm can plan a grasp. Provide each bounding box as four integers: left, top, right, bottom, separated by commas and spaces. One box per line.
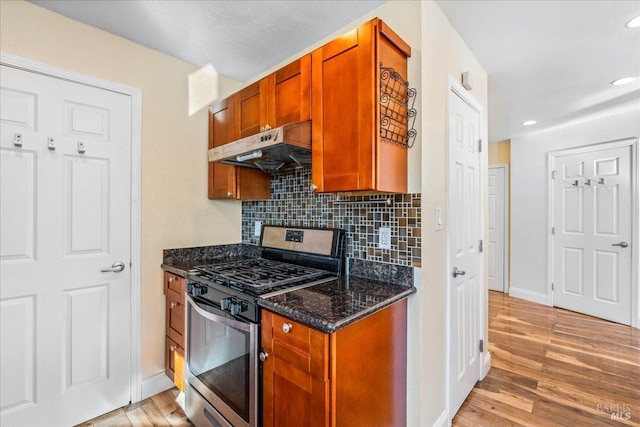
185, 295, 259, 427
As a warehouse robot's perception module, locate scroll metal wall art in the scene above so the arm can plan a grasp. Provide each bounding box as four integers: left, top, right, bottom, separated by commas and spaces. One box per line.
379, 62, 417, 148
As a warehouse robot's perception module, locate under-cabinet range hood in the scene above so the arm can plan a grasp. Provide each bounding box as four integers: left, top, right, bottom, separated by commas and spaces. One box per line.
208, 121, 311, 173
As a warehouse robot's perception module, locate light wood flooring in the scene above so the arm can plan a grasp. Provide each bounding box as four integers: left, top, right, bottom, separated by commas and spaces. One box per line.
81, 291, 639, 426
76, 387, 192, 427
453, 291, 640, 426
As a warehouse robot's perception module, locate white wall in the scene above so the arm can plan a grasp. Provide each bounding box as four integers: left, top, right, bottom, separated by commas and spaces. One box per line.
0, 0, 244, 379
510, 109, 640, 308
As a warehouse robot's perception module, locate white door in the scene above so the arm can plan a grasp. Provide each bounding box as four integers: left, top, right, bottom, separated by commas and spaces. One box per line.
448, 88, 482, 415
551, 144, 633, 325
488, 165, 507, 292
0, 64, 132, 426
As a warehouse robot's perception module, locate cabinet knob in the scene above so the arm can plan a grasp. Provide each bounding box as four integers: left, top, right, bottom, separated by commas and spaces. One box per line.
282, 323, 292, 333
259, 351, 269, 362
310, 184, 318, 192
170, 301, 178, 309
168, 276, 174, 283
227, 191, 234, 197
264, 124, 271, 131
170, 345, 177, 352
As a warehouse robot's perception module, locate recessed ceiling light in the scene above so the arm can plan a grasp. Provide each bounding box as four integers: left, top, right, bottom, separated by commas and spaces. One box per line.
626, 15, 640, 28
522, 120, 537, 126
611, 77, 636, 86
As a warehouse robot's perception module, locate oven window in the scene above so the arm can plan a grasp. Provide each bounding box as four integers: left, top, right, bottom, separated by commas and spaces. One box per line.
188, 303, 251, 423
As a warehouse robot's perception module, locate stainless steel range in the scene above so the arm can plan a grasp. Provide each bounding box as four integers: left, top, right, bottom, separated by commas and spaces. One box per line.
184, 226, 345, 427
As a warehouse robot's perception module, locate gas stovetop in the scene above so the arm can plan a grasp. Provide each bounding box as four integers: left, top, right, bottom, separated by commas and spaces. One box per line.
192, 258, 332, 294
186, 225, 345, 323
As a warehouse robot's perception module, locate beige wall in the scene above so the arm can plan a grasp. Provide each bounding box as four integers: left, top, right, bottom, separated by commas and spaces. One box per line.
489, 139, 511, 165
1, 0, 244, 379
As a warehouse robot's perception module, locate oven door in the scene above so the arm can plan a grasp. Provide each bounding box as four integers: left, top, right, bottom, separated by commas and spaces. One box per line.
185, 295, 258, 427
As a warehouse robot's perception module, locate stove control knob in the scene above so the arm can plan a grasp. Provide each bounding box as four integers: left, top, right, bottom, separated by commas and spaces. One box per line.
230, 300, 248, 315
221, 298, 231, 310
191, 285, 208, 297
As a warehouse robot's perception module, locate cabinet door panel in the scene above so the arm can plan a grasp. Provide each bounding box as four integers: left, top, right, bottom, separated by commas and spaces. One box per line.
236, 80, 269, 138
165, 337, 185, 392
312, 21, 375, 192
166, 288, 184, 346
209, 97, 236, 199
273, 55, 311, 127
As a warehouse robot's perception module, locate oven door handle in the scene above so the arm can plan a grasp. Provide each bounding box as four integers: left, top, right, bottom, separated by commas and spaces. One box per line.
186, 295, 252, 332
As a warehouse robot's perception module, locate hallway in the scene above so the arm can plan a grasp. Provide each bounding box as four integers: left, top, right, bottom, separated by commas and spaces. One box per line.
453, 291, 640, 426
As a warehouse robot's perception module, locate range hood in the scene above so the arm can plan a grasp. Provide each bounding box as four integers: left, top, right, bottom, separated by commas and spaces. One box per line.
208, 121, 311, 173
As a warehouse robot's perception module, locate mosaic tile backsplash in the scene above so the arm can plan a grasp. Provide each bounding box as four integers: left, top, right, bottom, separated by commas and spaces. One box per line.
241, 166, 421, 267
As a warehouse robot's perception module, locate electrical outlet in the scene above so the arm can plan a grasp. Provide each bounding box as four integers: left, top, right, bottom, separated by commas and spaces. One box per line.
379, 227, 391, 249
254, 221, 262, 237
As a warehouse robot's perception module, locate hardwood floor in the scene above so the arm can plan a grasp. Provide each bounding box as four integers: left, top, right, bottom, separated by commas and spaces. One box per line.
453, 291, 640, 426
76, 388, 192, 427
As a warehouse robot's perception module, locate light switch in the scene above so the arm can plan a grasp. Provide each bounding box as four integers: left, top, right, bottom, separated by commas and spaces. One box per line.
435, 207, 443, 231
254, 221, 262, 237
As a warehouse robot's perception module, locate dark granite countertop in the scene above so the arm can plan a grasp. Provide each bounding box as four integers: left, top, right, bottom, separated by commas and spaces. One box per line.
161, 243, 260, 276
258, 275, 415, 333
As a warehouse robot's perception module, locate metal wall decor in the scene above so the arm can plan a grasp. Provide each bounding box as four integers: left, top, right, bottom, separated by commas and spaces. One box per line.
379, 62, 417, 148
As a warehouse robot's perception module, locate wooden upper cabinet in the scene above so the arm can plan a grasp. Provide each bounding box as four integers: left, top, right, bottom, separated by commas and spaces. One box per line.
235, 54, 312, 138
208, 97, 271, 200
311, 18, 411, 194
272, 54, 311, 127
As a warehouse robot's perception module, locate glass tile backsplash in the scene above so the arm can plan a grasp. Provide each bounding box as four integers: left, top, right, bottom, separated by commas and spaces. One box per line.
241, 166, 421, 267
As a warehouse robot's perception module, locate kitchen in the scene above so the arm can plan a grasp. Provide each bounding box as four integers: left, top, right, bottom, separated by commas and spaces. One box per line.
0, 1, 490, 426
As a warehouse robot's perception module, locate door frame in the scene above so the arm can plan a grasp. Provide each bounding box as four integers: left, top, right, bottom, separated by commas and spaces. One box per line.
547, 137, 639, 328
1, 52, 144, 401
445, 74, 489, 420
488, 163, 510, 292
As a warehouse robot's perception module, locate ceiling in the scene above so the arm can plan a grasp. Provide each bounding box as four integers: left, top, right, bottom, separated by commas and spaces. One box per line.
28, 0, 640, 143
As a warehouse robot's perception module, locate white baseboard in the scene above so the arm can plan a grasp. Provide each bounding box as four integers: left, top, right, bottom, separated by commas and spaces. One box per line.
140, 372, 174, 401
508, 287, 550, 306
481, 352, 492, 379
433, 408, 449, 427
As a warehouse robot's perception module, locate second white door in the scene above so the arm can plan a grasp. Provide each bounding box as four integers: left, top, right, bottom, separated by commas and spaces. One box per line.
551, 142, 634, 325
488, 165, 507, 292
448, 86, 482, 416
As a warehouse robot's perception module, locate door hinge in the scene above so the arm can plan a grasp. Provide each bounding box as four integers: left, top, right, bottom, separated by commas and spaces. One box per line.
552, 170, 558, 179
551, 227, 555, 235
551, 283, 554, 291
479, 239, 484, 253
479, 339, 484, 353
478, 139, 483, 152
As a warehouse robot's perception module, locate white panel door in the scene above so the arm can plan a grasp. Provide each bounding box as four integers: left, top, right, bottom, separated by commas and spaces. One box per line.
448, 89, 482, 416
488, 166, 506, 292
0, 65, 132, 426
552, 145, 632, 325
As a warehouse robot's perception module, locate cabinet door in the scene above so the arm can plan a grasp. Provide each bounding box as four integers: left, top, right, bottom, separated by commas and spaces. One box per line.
165, 336, 185, 392
262, 311, 329, 427
166, 287, 184, 346
271, 54, 311, 127
208, 97, 237, 199
311, 22, 375, 193
236, 79, 270, 138
209, 97, 271, 199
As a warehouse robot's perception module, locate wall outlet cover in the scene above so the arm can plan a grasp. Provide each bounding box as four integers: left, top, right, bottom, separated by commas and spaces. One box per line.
254, 221, 262, 237
379, 227, 391, 249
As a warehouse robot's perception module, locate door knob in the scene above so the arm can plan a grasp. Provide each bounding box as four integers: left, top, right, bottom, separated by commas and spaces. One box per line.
101, 261, 125, 273
452, 267, 466, 278
611, 241, 629, 248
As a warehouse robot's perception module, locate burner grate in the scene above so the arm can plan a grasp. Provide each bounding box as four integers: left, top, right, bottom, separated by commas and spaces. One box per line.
194, 259, 328, 290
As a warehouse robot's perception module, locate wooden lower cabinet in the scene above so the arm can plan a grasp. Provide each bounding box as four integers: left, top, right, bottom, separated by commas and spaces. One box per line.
262, 300, 407, 427
164, 272, 185, 391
